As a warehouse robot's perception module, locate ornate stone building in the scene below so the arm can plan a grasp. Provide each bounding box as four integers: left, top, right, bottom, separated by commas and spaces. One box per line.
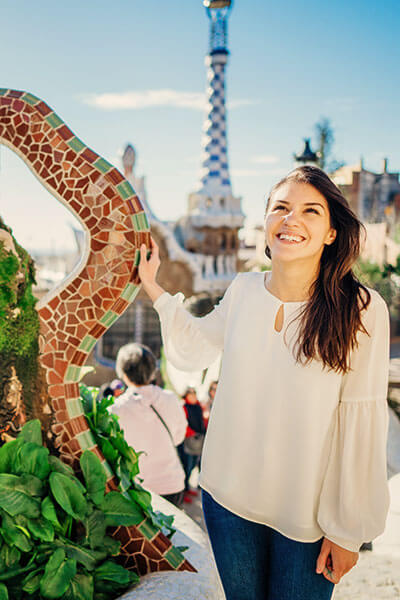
332, 159, 400, 224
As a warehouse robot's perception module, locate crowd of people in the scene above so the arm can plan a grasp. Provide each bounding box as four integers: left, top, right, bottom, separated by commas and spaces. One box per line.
99, 341, 217, 507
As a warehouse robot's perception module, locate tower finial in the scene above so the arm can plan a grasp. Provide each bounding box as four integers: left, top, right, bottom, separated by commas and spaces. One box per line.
203, 0, 232, 54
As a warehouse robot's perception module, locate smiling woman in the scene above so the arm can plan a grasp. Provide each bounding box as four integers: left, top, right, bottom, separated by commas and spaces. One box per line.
138, 165, 390, 600
264, 167, 369, 373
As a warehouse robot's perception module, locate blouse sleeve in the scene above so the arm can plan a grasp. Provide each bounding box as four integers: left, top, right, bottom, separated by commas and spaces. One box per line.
317, 291, 391, 552
153, 274, 239, 372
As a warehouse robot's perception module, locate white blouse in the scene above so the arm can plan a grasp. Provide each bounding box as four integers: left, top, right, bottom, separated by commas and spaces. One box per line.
154, 271, 390, 551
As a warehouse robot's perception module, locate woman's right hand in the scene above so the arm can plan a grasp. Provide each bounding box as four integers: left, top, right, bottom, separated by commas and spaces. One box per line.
138, 236, 165, 303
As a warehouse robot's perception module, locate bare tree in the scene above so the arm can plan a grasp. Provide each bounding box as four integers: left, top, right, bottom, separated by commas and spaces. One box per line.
314, 117, 345, 173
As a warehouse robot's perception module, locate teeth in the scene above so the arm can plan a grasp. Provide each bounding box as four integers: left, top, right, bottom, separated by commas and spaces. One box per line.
278, 234, 303, 242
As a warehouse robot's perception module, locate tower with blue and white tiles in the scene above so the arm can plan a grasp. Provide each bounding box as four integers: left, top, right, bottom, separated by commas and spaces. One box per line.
179, 0, 245, 291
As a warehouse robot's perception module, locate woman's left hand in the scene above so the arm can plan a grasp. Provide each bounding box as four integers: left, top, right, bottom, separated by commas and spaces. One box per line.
316, 538, 358, 584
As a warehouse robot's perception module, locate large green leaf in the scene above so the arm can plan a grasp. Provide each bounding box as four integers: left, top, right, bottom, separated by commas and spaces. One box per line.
0, 474, 40, 518
79, 383, 99, 415
41, 497, 61, 530
0, 544, 20, 568
22, 569, 42, 594
47, 456, 74, 477
18, 420, 42, 446
53, 539, 106, 571
94, 561, 132, 586
0, 512, 32, 552
97, 439, 118, 464
48, 458, 86, 494
84, 510, 107, 550
0, 440, 19, 474
40, 549, 77, 599
13, 442, 50, 480
26, 516, 54, 542
128, 486, 152, 511
80, 452, 106, 506
0, 583, 8, 600
49, 473, 88, 520
18, 474, 44, 497
102, 536, 120, 556
99, 492, 144, 526
63, 573, 94, 600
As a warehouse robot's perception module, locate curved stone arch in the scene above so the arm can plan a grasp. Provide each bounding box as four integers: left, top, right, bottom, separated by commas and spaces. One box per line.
0, 89, 194, 575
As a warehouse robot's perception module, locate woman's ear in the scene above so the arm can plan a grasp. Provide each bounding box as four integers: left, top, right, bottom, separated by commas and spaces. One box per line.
325, 228, 337, 246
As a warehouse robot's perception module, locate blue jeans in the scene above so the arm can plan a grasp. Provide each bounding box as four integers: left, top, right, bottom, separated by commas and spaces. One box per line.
202, 490, 334, 600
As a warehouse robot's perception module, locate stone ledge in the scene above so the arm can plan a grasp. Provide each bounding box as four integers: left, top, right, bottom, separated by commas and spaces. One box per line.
120, 494, 225, 600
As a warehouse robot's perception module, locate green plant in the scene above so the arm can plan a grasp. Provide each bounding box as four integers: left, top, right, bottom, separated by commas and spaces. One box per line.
79, 384, 176, 538
354, 258, 397, 308
0, 221, 43, 420
0, 420, 140, 599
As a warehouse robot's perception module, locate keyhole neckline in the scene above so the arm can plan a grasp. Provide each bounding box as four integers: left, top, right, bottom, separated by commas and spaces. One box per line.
262, 272, 308, 306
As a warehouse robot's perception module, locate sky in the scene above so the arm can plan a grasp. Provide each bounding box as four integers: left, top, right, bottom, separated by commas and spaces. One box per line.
0, 0, 399, 252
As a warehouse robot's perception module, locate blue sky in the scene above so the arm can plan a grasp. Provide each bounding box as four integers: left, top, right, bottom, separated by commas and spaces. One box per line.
0, 0, 399, 252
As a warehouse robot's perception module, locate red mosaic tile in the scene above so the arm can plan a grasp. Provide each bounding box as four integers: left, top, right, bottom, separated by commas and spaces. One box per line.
35, 102, 52, 117
106, 168, 124, 185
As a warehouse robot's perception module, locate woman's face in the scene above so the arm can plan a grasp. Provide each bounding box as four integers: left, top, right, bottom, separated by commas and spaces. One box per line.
264, 181, 337, 264
185, 390, 198, 404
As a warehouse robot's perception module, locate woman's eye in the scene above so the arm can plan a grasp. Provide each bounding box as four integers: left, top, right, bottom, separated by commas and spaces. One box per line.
305, 208, 319, 214
274, 205, 287, 211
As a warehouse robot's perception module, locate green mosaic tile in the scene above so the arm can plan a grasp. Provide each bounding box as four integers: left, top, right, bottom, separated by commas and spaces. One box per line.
45, 113, 63, 129
100, 310, 119, 327
22, 92, 40, 106
121, 283, 140, 303
116, 181, 135, 200
67, 137, 86, 153
66, 397, 84, 419
138, 518, 159, 540
94, 157, 113, 174
102, 460, 114, 480
0, 89, 8, 96
134, 249, 140, 267
131, 212, 149, 232
65, 365, 81, 382
76, 429, 96, 450
78, 335, 97, 353
164, 547, 185, 569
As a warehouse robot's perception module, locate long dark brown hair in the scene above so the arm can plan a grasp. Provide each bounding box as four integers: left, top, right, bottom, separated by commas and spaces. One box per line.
265, 165, 370, 374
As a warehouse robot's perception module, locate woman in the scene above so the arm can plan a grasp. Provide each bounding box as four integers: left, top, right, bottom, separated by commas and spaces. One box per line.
111, 343, 187, 507
178, 387, 206, 503
203, 380, 218, 427
138, 166, 390, 599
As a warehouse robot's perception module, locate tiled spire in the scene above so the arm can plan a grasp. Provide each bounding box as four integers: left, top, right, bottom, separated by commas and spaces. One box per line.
198, 1, 233, 197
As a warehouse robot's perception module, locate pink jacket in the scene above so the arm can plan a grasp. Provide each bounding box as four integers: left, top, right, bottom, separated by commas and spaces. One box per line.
110, 384, 187, 495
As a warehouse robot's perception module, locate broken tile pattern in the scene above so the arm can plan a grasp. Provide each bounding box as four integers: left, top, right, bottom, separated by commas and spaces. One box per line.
0, 89, 194, 575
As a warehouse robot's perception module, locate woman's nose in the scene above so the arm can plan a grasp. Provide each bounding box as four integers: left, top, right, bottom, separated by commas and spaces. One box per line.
283, 210, 298, 223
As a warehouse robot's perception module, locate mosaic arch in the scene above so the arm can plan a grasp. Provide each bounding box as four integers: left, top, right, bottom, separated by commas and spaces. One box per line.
0, 89, 195, 576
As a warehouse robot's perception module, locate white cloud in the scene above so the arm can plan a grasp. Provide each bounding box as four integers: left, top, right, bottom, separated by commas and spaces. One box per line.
251, 154, 279, 165
80, 89, 257, 112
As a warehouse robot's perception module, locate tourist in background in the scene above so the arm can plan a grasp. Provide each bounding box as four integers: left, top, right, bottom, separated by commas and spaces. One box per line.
138, 165, 391, 600
178, 387, 206, 503
203, 380, 218, 428
110, 343, 187, 507
99, 378, 125, 400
